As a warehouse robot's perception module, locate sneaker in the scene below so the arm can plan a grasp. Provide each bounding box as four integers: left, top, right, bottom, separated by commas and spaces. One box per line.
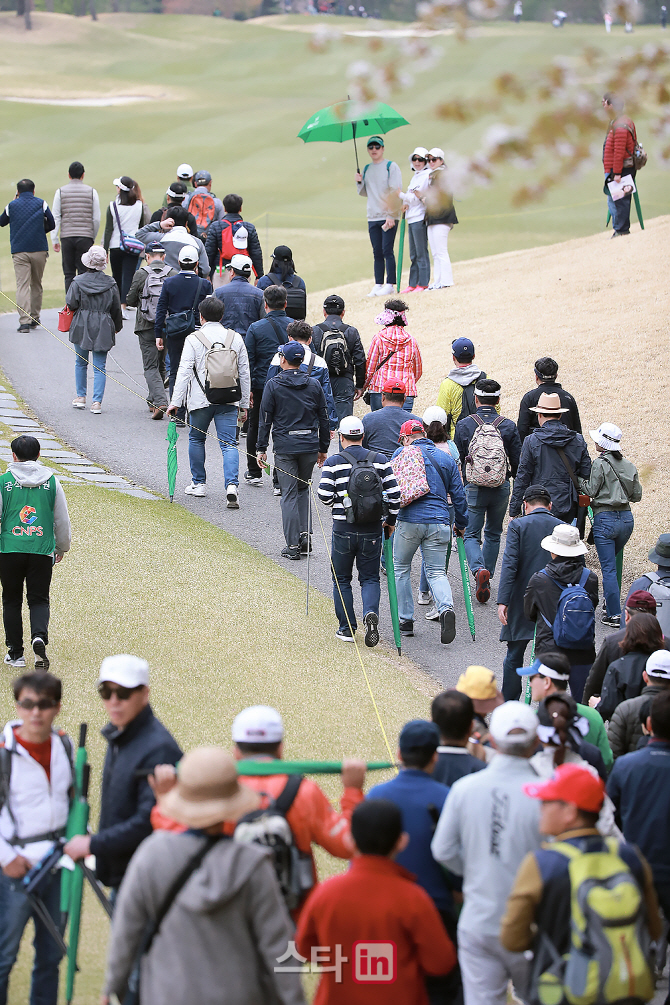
244, 472, 263, 486
226, 485, 239, 509
151, 407, 164, 420
28, 319, 40, 329
239, 429, 247, 438
122, 307, 133, 320
400, 285, 416, 294
72, 397, 86, 409
90, 402, 102, 414
4, 652, 25, 668
399, 619, 414, 637
17, 324, 31, 333
32, 637, 49, 669
363, 612, 379, 648
281, 546, 301, 561
440, 607, 456, 644
367, 284, 383, 297
475, 568, 491, 604
378, 283, 395, 295
185, 482, 206, 497
273, 487, 282, 497
300, 532, 312, 554
601, 613, 621, 628
336, 627, 356, 642
417, 590, 432, 606
413, 286, 428, 292
424, 606, 440, 621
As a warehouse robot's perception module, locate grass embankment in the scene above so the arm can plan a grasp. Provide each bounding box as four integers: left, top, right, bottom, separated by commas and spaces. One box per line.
0, 13, 669, 304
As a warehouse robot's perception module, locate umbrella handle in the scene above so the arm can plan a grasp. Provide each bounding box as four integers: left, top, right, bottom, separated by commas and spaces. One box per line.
352, 120, 360, 174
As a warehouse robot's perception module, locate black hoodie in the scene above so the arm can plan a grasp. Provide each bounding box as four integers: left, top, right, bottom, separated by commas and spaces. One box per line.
524, 556, 599, 666
256, 367, 330, 456
510, 420, 591, 518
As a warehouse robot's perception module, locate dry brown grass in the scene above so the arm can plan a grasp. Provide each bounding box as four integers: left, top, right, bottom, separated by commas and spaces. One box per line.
308, 214, 670, 591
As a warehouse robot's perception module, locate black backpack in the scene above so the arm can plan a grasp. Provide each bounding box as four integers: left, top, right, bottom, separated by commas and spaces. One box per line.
321, 328, 353, 378
341, 448, 384, 524
269, 274, 306, 321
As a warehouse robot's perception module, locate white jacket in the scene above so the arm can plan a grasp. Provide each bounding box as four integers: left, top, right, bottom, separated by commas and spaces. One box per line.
431, 753, 542, 937
401, 166, 431, 224
170, 322, 251, 412
0, 720, 73, 867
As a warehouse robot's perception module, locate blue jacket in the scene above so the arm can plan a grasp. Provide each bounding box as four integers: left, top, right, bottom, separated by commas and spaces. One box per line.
362, 405, 408, 460
89, 704, 182, 887
257, 367, 330, 456
154, 272, 212, 338
607, 739, 670, 884
391, 438, 468, 529
496, 506, 562, 642
367, 769, 454, 911
245, 310, 291, 389
0, 192, 55, 254
213, 276, 265, 336
454, 405, 522, 483
510, 419, 591, 518
267, 348, 338, 430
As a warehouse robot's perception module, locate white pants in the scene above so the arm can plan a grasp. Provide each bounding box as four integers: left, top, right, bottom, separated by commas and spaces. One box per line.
458, 929, 530, 1005
427, 223, 454, 288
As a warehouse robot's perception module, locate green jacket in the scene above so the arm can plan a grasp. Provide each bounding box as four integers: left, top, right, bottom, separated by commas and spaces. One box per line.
579, 453, 642, 516
577, 700, 613, 771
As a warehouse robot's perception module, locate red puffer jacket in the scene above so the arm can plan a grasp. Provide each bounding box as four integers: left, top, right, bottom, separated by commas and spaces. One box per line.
603, 116, 636, 175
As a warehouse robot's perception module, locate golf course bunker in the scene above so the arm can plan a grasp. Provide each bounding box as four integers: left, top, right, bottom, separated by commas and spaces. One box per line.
1, 95, 157, 107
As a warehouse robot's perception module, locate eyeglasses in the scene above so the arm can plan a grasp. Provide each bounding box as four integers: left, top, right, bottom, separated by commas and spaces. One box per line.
367, 143, 382, 150
97, 683, 143, 701
17, 698, 58, 711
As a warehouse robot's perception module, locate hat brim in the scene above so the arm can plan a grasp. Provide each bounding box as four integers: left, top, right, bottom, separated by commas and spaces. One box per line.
528, 405, 569, 414
159, 782, 260, 829
541, 534, 587, 557
472, 692, 504, 715
648, 548, 670, 567
590, 429, 621, 451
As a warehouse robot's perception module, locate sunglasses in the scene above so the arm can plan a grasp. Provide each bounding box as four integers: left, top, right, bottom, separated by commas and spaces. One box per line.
368, 143, 382, 150
97, 683, 143, 701
427, 156, 441, 162
412, 156, 427, 162
17, 698, 58, 711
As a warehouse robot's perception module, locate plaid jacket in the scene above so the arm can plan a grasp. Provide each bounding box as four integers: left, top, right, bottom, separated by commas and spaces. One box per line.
364, 327, 423, 396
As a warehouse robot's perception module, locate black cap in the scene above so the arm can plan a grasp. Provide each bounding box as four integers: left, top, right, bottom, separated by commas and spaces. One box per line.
535, 357, 558, 380
145, 241, 165, 254
323, 294, 345, 313
523, 483, 551, 504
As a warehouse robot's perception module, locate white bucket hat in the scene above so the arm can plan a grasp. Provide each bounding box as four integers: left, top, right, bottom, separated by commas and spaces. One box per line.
541, 523, 587, 557
590, 422, 622, 452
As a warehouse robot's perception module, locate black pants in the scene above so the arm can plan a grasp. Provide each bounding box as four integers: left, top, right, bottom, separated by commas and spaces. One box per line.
246, 391, 263, 477
61, 236, 94, 293
0, 552, 53, 654
109, 248, 140, 303
368, 219, 398, 285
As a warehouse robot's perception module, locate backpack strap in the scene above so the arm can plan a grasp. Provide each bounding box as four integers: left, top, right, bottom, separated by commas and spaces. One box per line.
191, 277, 204, 311
556, 447, 580, 494
306, 353, 316, 377
193, 330, 213, 351
492, 415, 506, 429
267, 317, 285, 346
471, 414, 484, 428
274, 774, 303, 816
578, 568, 590, 589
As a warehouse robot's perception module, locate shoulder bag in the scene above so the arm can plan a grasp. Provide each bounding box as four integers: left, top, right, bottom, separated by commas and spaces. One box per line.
112, 203, 145, 256
556, 447, 590, 540
163, 279, 204, 338
362, 348, 398, 405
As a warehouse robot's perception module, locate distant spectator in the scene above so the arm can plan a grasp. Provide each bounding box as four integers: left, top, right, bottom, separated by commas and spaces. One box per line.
424, 147, 458, 290
213, 254, 265, 336
150, 182, 199, 238
362, 380, 410, 458
602, 93, 638, 237
597, 612, 664, 721
312, 294, 366, 422
205, 193, 263, 280
0, 179, 55, 333
102, 176, 150, 308
355, 135, 403, 297
363, 299, 422, 412
517, 357, 581, 442
430, 690, 486, 786
125, 240, 176, 420
183, 170, 224, 239
51, 161, 101, 292
399, 147, 431, 293
161, 163, 195, 207
257, 246, 306, 320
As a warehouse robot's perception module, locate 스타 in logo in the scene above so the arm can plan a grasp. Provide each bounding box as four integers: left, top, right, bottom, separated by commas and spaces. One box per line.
19, 506, 37, 525
352, 942, 396, 983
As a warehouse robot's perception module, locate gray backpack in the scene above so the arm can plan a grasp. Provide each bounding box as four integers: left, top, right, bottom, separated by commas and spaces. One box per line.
646, 573, 670, 637
139, 265, 172, 322
192, 328, 241, 405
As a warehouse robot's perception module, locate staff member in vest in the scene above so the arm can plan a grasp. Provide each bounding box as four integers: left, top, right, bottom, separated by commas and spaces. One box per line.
0, 671, 73, 1005
0, 436, 71, 671
0, 179, 55, 334
51, 161, 100, 293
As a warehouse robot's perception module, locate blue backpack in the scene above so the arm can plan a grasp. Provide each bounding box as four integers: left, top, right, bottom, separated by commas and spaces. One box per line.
542, 568, 595, 649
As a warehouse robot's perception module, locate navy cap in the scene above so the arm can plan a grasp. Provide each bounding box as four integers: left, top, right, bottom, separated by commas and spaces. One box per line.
399, 719, 440, 752
279, 342, 305, 364
145, 241, 165, 254
452, 337, 475, 361
193, 170, 212, 185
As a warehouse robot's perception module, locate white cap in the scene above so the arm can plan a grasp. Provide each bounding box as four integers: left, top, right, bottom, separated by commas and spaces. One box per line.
409, 146, 429, 168
228, 254, 252, 274
422, 405, 448, 427
339, 415, 364, 437
428, 147, 445, 160
98, 654, 149, 688
646, 651, 670, 679
177, 163, 193, 179
590, 422, 622, 452
113, 177, 131, 192
232, 705, 284, 744
178, 245, 199, 265
489, 701, 538, 745
232, 225, 248, 250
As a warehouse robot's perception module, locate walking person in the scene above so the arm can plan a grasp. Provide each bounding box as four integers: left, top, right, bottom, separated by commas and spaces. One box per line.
602, 92, 638, 237
67, 245, 123, 415
266, 320, 338, 433
436, 338, 488, 438
182, 169, 224, 238
150, 182, 199, 238
454, 378, 522, 603
355, 135, 403, 297
256, 342, 330, 560
524, 523, 599, 702
0, 436, 71, 670
622, 533, 670, 625
318, 415, 400, 644
579, 422, 642, 627
0, 671, 73, 1005
213, 254, 264, 336
362, 380, 410, 458
399, 146, 431, 293
102, 176, 150, 310
596, 612, 665, 721
509, 392, 591, 524
607, 650, 670, 758
311, 294, 366, 422
205, 193, 263, 280
424, 148, 458, 290
497, 484, 561, 699
517, 357, 582, 442
51, 161, 100, 293
391, 418, 468, 643
363, 299, 422, 412
126, 240, 176, 420
0, 179, 55, 333
167, 296, 250, 509
137, 206, 209, 276
257, 246, 307, 320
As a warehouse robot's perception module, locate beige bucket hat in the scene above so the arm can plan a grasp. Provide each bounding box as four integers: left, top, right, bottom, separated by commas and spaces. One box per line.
529, 392, 569, 414
159, 747, 260, 829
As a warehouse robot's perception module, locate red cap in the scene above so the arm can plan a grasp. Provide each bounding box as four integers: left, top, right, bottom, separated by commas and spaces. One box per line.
382, 378, 406, 395
523, 763, 605, 813
626, 590, 656, 614
398, 419, 425, 442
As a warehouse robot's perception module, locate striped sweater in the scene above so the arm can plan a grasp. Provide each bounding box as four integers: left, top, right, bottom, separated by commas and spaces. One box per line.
317, 444, 401, 526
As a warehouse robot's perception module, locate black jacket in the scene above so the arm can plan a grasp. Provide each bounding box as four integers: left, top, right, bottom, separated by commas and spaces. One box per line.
257, 368, 330, 456
454, 405, 522, 483
90, 705, 181, 887
154, 272, 212, 339
524, 557, 598, 666
204, 214, 263, 278
311, 316, 367, 387
245, 310, 291, 389
517, 381, 582, 442
598, 651, 651, 722
496, 507, 562, 642
607, 684, 666, 759
509, 419, 591, 518
584, 628, 670, 703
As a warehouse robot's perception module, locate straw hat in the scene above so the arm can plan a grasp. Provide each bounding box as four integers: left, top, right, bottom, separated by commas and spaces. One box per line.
529, 392, 569, 415
159, 747, 260, 829
541, 523, 587, 557
590, 422, 622, 451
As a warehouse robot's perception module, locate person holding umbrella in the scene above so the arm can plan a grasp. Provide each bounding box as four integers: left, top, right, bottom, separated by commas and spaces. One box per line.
356, 136, 403, 297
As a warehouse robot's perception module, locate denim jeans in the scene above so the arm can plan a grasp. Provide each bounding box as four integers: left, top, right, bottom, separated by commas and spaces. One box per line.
464, 481, 510, 577
369, 393, 414, 413
188, 404, 239, 487
569, 664, 591, 704
0, 869, 63, 1005
502, 638, 531, 701
331, 528, 382, 632
408, 220, 430, 288
607, 189, 632, 234
368, 220, 398, 285
330, 375, 355, 423
592, 509, 634, 617
393, 521, 453, 621
74, 344, 107, 403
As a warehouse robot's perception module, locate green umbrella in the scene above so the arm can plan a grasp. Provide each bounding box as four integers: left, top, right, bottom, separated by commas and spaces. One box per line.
396, 212, 406, 293
523, 627, 536, 705
237, 760, 394, 776
61, 725, 88, 919
383, 529, 402, 655
456, 537, 476, 641
166, 418, 179, 502
65, 762, 91, 1004
298, 99, 409, 172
